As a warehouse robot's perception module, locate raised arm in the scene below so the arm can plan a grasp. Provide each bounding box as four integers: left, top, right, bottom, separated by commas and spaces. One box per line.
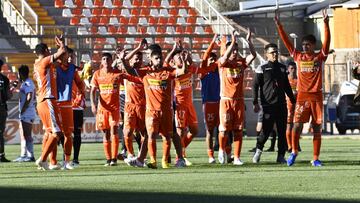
200, 34, 218, 69
321, 9, 331, 56
53, 35, 66, 61
125, 38, 147, 61
275, 11, 295, 55
245, 28, 257, 66
218, 30, 236, 66
165, 40, 182, 65
175, 50, 189, 76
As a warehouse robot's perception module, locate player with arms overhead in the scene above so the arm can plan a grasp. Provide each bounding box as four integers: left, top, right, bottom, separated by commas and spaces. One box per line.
275, 9, 331, 166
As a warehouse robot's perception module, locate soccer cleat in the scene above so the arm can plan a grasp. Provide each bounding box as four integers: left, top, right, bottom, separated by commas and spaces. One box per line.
147, 160, 157, 169
24, 157, 36, 162
117, 151, 126, 161
36, 158, 49, 170
161, 160, 170, 169
252, 149, 262, 163
208, 157, 216, 164
62, 161, 75, 170
311, 159, 322, 167
218, 149, 226, 164
276, 156, 287, 164
104, 159, 111, 167
49, 163, 61, 170
265, 147, 275, 152
175, 158, 186, 168
13, 156, 27, 162
0, 156, 11, 162
233, 158, 244, 166
184, 158, 192, 166
72, 160, 80, 167
128, 159, 144, 168
110, 159, 117, 166
287, 153, 297, 166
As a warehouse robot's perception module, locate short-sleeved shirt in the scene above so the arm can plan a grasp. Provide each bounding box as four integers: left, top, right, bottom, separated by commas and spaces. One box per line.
292, 51, 327, 101
142, 67, 176, 111
19, 78, 36, 120
91, 68, 123, 111
124, 68, 147, 106
219, 58, 248, 99
33, 55, 57, 103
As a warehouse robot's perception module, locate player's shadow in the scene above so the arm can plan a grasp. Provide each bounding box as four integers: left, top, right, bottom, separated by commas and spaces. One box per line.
0, 187, 358, 203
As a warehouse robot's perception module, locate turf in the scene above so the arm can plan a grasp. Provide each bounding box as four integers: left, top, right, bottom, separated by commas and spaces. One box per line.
0, 138, 360, 203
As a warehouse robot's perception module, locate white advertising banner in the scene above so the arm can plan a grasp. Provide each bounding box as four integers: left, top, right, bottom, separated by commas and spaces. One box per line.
4, 117, 104, 144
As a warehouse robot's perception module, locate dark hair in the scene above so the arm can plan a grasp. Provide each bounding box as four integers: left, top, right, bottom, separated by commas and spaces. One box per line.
301, 34, 316, 44
148, 44, 162, 53
287, 61, 296, 67
226, 42, 238, 48
209, 52, 217, 59
18, 65, 29, 78
65, 46, 74, 54
0, 59, 3, 68
264, 43, 278, 51
102, 52, 112, 59
35, 43, 49, 55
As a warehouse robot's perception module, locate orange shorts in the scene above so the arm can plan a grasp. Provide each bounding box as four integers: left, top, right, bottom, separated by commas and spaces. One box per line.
175, 103, 198, 128
58, 101, 74, 133
287, 100, 295, 124
294, 100, 323, 125
145, 109, 173, 136
219, 99, 245, 131
37, 99, 62, 133
96, 108, 120, 130
203, 102, 219, 130
124, 103, 145, 131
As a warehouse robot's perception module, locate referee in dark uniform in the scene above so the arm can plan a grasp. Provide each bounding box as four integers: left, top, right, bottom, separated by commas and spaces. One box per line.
0, 59, 13, 162
252, 43, 296, 164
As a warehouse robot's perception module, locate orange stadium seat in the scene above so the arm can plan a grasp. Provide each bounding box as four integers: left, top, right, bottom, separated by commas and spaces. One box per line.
90, 16, 100, 24
117, 26, 127, 34
55, 0, 64, 8
148, 16, 156, 25
70, 16, 80, 25
111, 8, 121, 16
92, 8, 102, 16
131, 9, 140, 16
184, 26, 193, 34
137, 26, 146, 34
118, 16, 129, 24
113, 0, 123, 7
128, 16, 139, 25
140, 8, 150, 16
188, 8, 197, 16
168, 16, 177, 25
168, 8, 178, 16
156, 26, 166, 34
102, 8, 111, 16
90, 26, 98, 34
157, 16, 167, 25
151, 0, 161, 7
93, 0, 103, 7
108, 25, 117, 34
175, 26, 184, 34
170, 0, 178, 7
204, 26, 213, 34
72, 8, 82, 16
186, 16, 196, 24
74, 0, 84, 7
142, 0, 151, 7
99, 16, 109, 25
179, 0, 189, 7
132, 0, 142, 7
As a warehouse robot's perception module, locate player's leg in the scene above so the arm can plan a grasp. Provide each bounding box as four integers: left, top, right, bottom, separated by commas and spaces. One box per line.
145, 109, 159, 168
73, 109, 83, 165
123, 104, 135, 158
218, 99, 232, 164
311, 101, 323, 166
232, 100, 245, 165
275, 105, 288, 163
60, 104, 74, 169
109, 111, 120, 166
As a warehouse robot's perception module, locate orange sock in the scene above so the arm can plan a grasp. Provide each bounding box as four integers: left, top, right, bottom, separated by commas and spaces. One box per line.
111, 135, 119, 160
148, 139, 156, 162
233, 131, 243, 159
41, 134, 59, 162
292, 129, 301, 154
103, 139, 111, 160
64, 132, 73, 161
124, 134, 134, 156
285, 129, 292, 150
207, 149, 214, 158
218, 132, 226, 151
162, 137, 171, 162
313, 132, 321, 160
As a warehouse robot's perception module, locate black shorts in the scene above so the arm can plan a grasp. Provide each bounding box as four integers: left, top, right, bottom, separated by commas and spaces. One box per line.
73, 110, 84, 130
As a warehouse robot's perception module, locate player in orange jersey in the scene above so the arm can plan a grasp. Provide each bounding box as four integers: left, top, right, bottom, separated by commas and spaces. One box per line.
199, 34, 221, 164
34, 36, 66, 170
275, 9, 331, 167
114, 41, 149, 167
120, 44, 187, 169
90, 53, 125, 166
217, 29, 256, 165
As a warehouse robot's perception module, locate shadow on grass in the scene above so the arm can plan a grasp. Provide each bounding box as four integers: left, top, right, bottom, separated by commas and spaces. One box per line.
0, 187, 358, 203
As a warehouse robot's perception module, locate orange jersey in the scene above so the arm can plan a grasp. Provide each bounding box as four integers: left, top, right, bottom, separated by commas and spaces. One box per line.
33, 55, 57, 103
124, 69, 146, 106
72, 76, 86, 109
218, 58, 248, 99
91, 68, 123, 111
174, 72, 193, 105
142, 67, 176, 111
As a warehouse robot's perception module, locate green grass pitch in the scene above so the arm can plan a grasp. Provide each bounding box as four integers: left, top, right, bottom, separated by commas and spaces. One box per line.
0, 138, 359, 203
